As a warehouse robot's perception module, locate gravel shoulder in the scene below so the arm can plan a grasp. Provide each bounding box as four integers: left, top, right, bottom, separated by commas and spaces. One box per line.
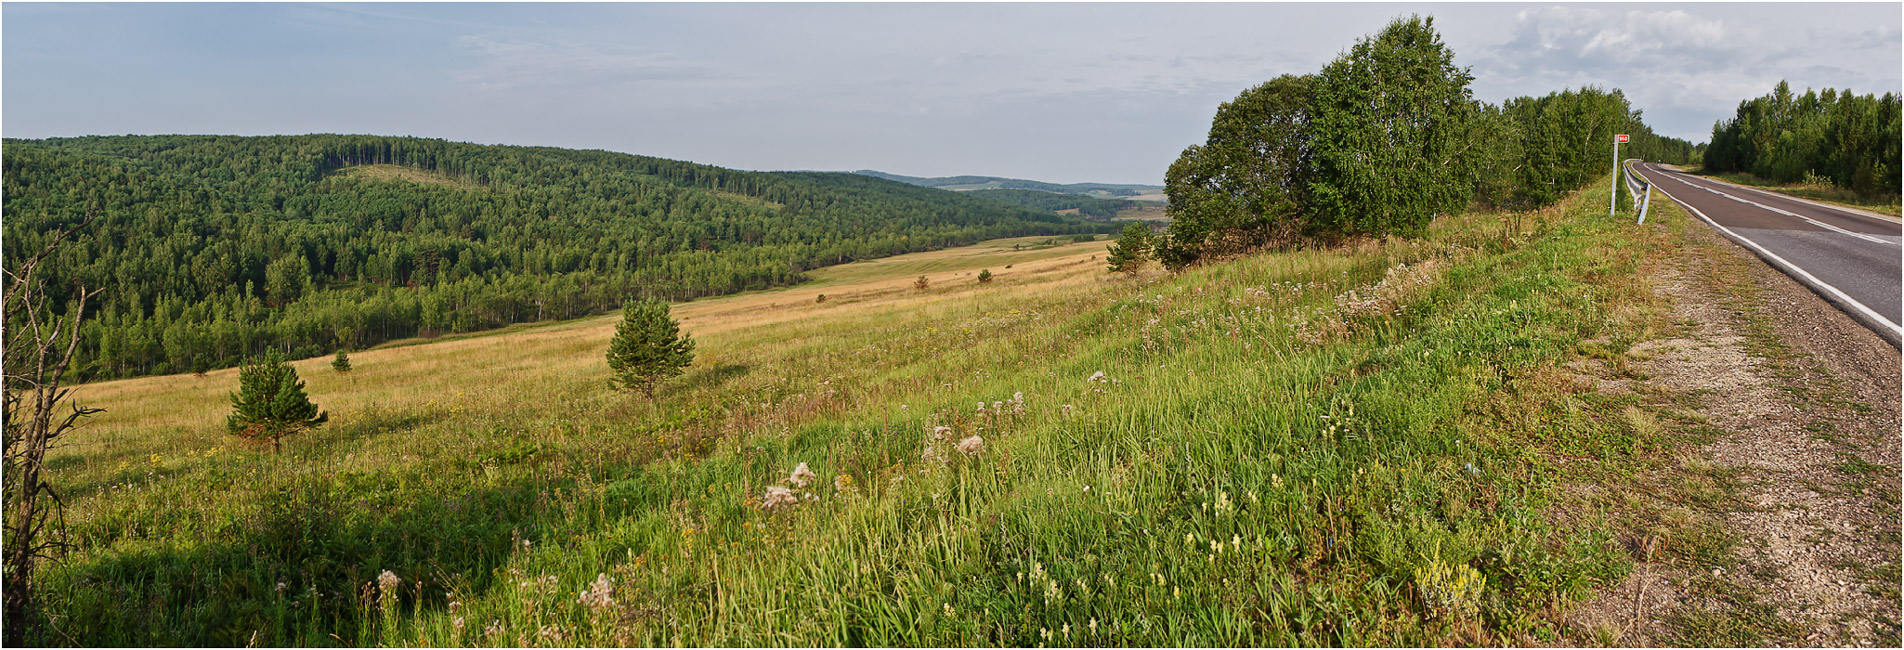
1562, 199, 1902, 646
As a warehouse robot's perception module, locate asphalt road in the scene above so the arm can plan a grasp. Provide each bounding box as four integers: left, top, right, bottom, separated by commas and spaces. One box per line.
1628, 162, 1903, 343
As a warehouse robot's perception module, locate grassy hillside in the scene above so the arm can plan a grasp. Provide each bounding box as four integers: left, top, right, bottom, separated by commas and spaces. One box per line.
42, 179, 1694, 646
2, 135, 1109, 380
853, 170, 1164, 200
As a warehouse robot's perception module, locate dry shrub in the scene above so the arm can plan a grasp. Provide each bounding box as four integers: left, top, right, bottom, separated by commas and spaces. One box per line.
1333, 259, 1444, 324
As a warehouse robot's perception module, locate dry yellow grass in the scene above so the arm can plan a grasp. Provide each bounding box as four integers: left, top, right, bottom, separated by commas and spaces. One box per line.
62, 235, 1116, 455
1114, 203, 1169, 222
332, 164, 482, 190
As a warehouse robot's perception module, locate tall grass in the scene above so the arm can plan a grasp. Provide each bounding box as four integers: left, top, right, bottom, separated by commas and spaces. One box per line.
40, 180, 1677, 646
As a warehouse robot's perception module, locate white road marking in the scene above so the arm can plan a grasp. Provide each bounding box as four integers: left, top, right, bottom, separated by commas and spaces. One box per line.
1637, 164, 1904, 338
1660, 167, 1902, 227
1673, 177, 1894, 246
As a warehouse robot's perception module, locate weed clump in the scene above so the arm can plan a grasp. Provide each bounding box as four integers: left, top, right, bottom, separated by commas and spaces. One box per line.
1413, 557, 1487, 622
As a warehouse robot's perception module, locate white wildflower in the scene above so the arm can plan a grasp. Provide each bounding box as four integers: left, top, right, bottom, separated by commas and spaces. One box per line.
789, 462, 817, 488
577, 573, 615, 610
761, 485, 799, 509
376, 570, 401, 596
956, 435, 984, 456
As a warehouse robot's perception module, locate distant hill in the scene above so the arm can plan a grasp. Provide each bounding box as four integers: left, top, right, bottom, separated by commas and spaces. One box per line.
963, 189, 1137, 220
853, 170, 1165, 201
4, 134, 1111, 379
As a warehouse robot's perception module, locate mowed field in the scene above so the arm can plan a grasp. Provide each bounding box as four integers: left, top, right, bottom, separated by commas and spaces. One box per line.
44, 185, 1719, 646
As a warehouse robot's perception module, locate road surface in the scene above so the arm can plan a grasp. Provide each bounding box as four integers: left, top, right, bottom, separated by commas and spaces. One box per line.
1628, 162, 1902, 344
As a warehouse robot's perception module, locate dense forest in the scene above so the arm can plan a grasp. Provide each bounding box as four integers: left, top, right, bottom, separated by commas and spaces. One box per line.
1704, 81, 1901, 196
965, 189, 1138, 219
2, 135, 1109, 379
1482, 86, 1700, 208
1159, 16, 1698, 266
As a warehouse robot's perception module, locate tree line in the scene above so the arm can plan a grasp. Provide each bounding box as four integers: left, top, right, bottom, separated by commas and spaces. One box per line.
2, 135, 1110, 380
1704, 81, 1901, 197
1157, 16, 1697, 268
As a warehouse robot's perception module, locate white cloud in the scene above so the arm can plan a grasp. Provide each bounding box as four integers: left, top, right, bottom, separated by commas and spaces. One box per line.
1472, 6, 1901, 140
453, 35, 716, 92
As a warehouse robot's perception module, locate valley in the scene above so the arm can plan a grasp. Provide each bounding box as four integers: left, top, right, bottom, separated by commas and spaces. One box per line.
45, 179, 1794, 646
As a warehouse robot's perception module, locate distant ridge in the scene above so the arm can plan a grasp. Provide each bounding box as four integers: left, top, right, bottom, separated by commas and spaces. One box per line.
852, 170, 1164, 200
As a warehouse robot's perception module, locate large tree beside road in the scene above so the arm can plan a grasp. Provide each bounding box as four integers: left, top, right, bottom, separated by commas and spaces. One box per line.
1159, 15, 1696, 268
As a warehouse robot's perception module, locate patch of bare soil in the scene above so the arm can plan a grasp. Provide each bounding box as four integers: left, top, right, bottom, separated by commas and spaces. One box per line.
1564, 221, 1901, 646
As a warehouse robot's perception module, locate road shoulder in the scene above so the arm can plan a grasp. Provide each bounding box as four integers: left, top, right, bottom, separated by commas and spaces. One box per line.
1560, 194, 1902, 646
1658, 165, 1903, 224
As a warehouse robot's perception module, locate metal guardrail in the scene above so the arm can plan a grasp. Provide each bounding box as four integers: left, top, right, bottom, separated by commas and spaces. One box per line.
1623, 159, 1654, 224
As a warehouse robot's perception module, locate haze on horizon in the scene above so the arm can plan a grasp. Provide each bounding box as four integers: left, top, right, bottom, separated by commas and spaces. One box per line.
4, 2, 1899, 185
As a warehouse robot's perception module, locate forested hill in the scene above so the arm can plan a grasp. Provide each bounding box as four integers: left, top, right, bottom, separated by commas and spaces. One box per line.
2, 134, 1109, 380
965, 189, 1137, 219
851, 170, 1162, 198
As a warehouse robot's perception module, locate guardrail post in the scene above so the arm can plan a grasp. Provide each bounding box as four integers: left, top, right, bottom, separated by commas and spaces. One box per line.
1636, 183, 1653, 225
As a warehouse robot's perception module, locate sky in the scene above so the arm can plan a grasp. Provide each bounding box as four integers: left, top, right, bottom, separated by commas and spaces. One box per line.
4, 2, 1899, 185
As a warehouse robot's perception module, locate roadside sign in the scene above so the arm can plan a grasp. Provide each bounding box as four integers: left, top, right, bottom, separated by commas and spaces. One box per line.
1616, 134, 1630, 143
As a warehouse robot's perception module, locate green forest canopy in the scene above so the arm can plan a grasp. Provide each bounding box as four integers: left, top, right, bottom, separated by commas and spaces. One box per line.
2, 135, 1111, 380
1705, 81, 1901, 197
965, 189, 1138, 219
1158, 16, 1700, 267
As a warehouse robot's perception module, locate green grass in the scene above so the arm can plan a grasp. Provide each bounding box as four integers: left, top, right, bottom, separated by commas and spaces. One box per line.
1681, 166, 1902, 216
38, 180, 1686, 646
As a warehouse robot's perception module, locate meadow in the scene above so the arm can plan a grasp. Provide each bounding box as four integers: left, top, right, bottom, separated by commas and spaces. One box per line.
41, 181, 1692, 646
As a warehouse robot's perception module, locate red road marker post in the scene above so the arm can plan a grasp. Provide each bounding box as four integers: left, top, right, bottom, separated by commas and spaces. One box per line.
1609, 134, 1629, 216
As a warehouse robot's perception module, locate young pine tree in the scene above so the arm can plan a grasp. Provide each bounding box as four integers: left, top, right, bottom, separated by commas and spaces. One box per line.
331, 349, 352, 373
977, 269, 994, 284
226, 351, 327, 452
1106, 223, 1153, 272
606, 298, 696, 397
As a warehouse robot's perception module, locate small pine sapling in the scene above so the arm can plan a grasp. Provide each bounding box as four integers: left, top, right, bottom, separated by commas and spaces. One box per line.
606, 298, 696, 397
331, 349, 352, 373
226, 351, 327, 452
1107, 222, 1153, 273
977, 269, 994, 284
914, 275, 930, 291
